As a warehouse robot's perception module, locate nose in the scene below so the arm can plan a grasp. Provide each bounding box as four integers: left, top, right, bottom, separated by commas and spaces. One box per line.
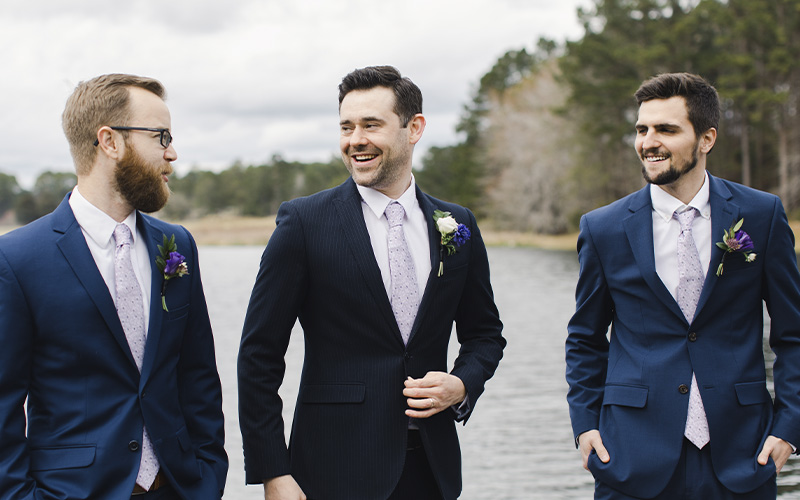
164, 143, 177, 162
640, 130, 660, 151
350, 126, 369, 147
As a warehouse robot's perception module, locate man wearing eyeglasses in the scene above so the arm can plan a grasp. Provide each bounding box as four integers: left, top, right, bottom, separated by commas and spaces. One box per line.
0, 74, 227, 499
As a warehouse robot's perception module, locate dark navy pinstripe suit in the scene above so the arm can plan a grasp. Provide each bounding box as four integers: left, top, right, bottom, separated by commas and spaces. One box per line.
238, 178, 505, 500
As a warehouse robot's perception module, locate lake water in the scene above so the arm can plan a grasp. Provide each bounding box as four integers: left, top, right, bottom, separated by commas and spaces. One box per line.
200, 245, 800, 499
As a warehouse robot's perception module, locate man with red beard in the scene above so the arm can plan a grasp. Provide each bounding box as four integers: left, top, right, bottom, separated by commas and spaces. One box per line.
566, 72, 800, 499
239, 66, 505, 500
0, 74, 227, 499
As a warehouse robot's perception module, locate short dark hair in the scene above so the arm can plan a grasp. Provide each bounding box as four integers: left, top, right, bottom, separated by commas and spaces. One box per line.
338, 66, 422, 127
634, 72, 720, 137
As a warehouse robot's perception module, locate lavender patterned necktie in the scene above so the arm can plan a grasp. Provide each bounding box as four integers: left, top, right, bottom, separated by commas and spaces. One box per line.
386, 202, 419, 345
674, 208, 710, 449
114, 224, 159, 489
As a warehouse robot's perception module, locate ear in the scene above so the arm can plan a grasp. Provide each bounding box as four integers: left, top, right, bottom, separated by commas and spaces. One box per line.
407, 114, 426, 145
699, 127, 717, 154
95, 126, 124, 160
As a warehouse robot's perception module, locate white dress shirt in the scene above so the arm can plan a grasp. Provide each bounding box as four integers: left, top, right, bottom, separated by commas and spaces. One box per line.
69, 186, 151, 332
651, 172, 712, 300
357, 176, 472, 419
357, 175, 431, 301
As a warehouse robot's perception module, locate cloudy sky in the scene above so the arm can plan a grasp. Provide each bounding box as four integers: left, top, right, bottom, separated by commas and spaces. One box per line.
1, 0, 590, 187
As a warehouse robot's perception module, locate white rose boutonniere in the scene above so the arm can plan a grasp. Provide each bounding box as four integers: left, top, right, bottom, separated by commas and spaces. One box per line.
436, 216, 459, 234
433, 209, 471, 277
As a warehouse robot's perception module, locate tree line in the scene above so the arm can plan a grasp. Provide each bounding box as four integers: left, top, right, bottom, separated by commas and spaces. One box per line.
3, 0, 798, 234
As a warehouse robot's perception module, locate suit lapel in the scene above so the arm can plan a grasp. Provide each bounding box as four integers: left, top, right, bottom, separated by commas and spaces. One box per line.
332, 179, 403, 343
139, 214, 164, 382
623, 186, 686, 321
52, 197, 139, 370
695, 175, 738, 319
407, 188, 440, 345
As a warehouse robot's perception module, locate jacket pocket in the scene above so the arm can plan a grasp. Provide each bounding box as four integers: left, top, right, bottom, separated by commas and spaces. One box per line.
735, 381, 771, 405
165, 303, 190, 321
155, 426, 202, 484
301, 383, 366, 404
602, 384, 648, 408
29, 445, 96, 471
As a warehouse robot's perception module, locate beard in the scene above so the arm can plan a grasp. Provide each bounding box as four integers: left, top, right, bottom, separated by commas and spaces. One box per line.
641, 142, 699, 186
114, 145, 172, 213
343, 144, 410, 192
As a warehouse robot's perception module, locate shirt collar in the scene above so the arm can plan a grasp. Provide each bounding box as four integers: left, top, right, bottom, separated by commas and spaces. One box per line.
650, 171, 711, 222
69, 186, 138, 248
356, 174, 419, 220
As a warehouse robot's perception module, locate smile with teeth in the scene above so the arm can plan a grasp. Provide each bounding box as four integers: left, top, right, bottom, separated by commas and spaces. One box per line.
354, 154, 378, 162
644, 153, 670, 162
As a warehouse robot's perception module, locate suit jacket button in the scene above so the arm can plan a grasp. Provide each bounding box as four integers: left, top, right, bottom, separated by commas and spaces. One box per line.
679, 384, 689, 394
688, 332, 697, 342
128, 440, 140, 452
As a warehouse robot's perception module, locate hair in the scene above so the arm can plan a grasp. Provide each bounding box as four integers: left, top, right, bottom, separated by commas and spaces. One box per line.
634, 72, 720, 138
338, 66, 422, 127
62, 74, 166, 175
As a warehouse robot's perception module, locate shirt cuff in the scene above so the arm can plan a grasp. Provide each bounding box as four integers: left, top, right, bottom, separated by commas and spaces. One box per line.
451, 394, 471, 421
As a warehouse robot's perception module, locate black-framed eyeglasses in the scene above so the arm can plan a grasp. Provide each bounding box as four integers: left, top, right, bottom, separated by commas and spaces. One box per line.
93, 127, 173, 148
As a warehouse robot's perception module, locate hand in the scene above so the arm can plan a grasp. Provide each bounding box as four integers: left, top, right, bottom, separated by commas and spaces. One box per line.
403, 372, 466, 419
578, 429, 610, 471
758, 435, 794, 474
264, 475, 306, 500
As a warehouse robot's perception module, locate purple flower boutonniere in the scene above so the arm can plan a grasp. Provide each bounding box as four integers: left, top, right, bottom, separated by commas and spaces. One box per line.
433, 209, 471, 277
155, 234, 189, 311
715, 218, 756, 276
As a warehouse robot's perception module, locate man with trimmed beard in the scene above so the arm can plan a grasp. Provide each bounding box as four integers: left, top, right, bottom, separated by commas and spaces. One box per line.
0, 74, 227, 499
566, 72, 800, 499
238, 65, 506, 500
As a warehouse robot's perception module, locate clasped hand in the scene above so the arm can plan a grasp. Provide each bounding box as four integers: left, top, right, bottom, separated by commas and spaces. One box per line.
403, 371, 466, 418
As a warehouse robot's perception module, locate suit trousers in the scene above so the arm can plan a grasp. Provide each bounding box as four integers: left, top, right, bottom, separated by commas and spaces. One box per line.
131, 484, 180, 500
595, 438, 777, 500
387, 430, 443, 500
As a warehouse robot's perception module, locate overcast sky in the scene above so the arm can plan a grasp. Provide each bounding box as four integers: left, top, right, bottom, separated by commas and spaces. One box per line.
1, 0, 590, 187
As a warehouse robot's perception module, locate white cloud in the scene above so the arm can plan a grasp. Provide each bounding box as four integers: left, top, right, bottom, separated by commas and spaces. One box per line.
0, 0, 589, 184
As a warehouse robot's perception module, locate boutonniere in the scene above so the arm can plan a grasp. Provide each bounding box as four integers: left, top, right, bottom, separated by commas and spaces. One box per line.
433, 209, 471, 277
715, 218, 756, 276
155, 234, 189, 311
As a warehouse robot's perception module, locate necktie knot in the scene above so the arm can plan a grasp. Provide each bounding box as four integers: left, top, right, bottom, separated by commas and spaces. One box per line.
674, 207, 699, 233
114, 223, 133, 248
385, 202, 405, 228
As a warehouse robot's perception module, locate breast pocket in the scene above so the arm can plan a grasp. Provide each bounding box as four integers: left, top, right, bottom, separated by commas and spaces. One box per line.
165, 303, 190, 322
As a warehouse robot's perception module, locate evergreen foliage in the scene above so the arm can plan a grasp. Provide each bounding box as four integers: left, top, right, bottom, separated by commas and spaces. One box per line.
4, 0, 799, 231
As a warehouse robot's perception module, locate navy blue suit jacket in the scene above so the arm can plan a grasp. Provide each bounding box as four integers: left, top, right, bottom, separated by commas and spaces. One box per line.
0, 195, 227, 499
238, 178, 505, 500
566, 174, 800, 497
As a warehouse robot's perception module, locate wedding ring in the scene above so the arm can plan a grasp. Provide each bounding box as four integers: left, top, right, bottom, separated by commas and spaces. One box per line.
429, 398, 435, 409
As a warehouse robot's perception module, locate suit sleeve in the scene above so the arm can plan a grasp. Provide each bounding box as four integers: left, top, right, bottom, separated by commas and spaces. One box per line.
761, 198, 800, 448
238, 202, 308, 483
565, 215, 613, 441
0, 248, 38, 499
175, 228, 228, 495
449, 209, 506, 423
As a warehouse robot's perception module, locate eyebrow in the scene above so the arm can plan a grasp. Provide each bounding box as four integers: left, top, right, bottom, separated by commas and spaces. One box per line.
635, 122, 681, 129
340, 116, 386, 125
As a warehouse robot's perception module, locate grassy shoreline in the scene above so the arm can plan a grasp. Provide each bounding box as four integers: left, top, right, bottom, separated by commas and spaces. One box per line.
4, 215, 800, 253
